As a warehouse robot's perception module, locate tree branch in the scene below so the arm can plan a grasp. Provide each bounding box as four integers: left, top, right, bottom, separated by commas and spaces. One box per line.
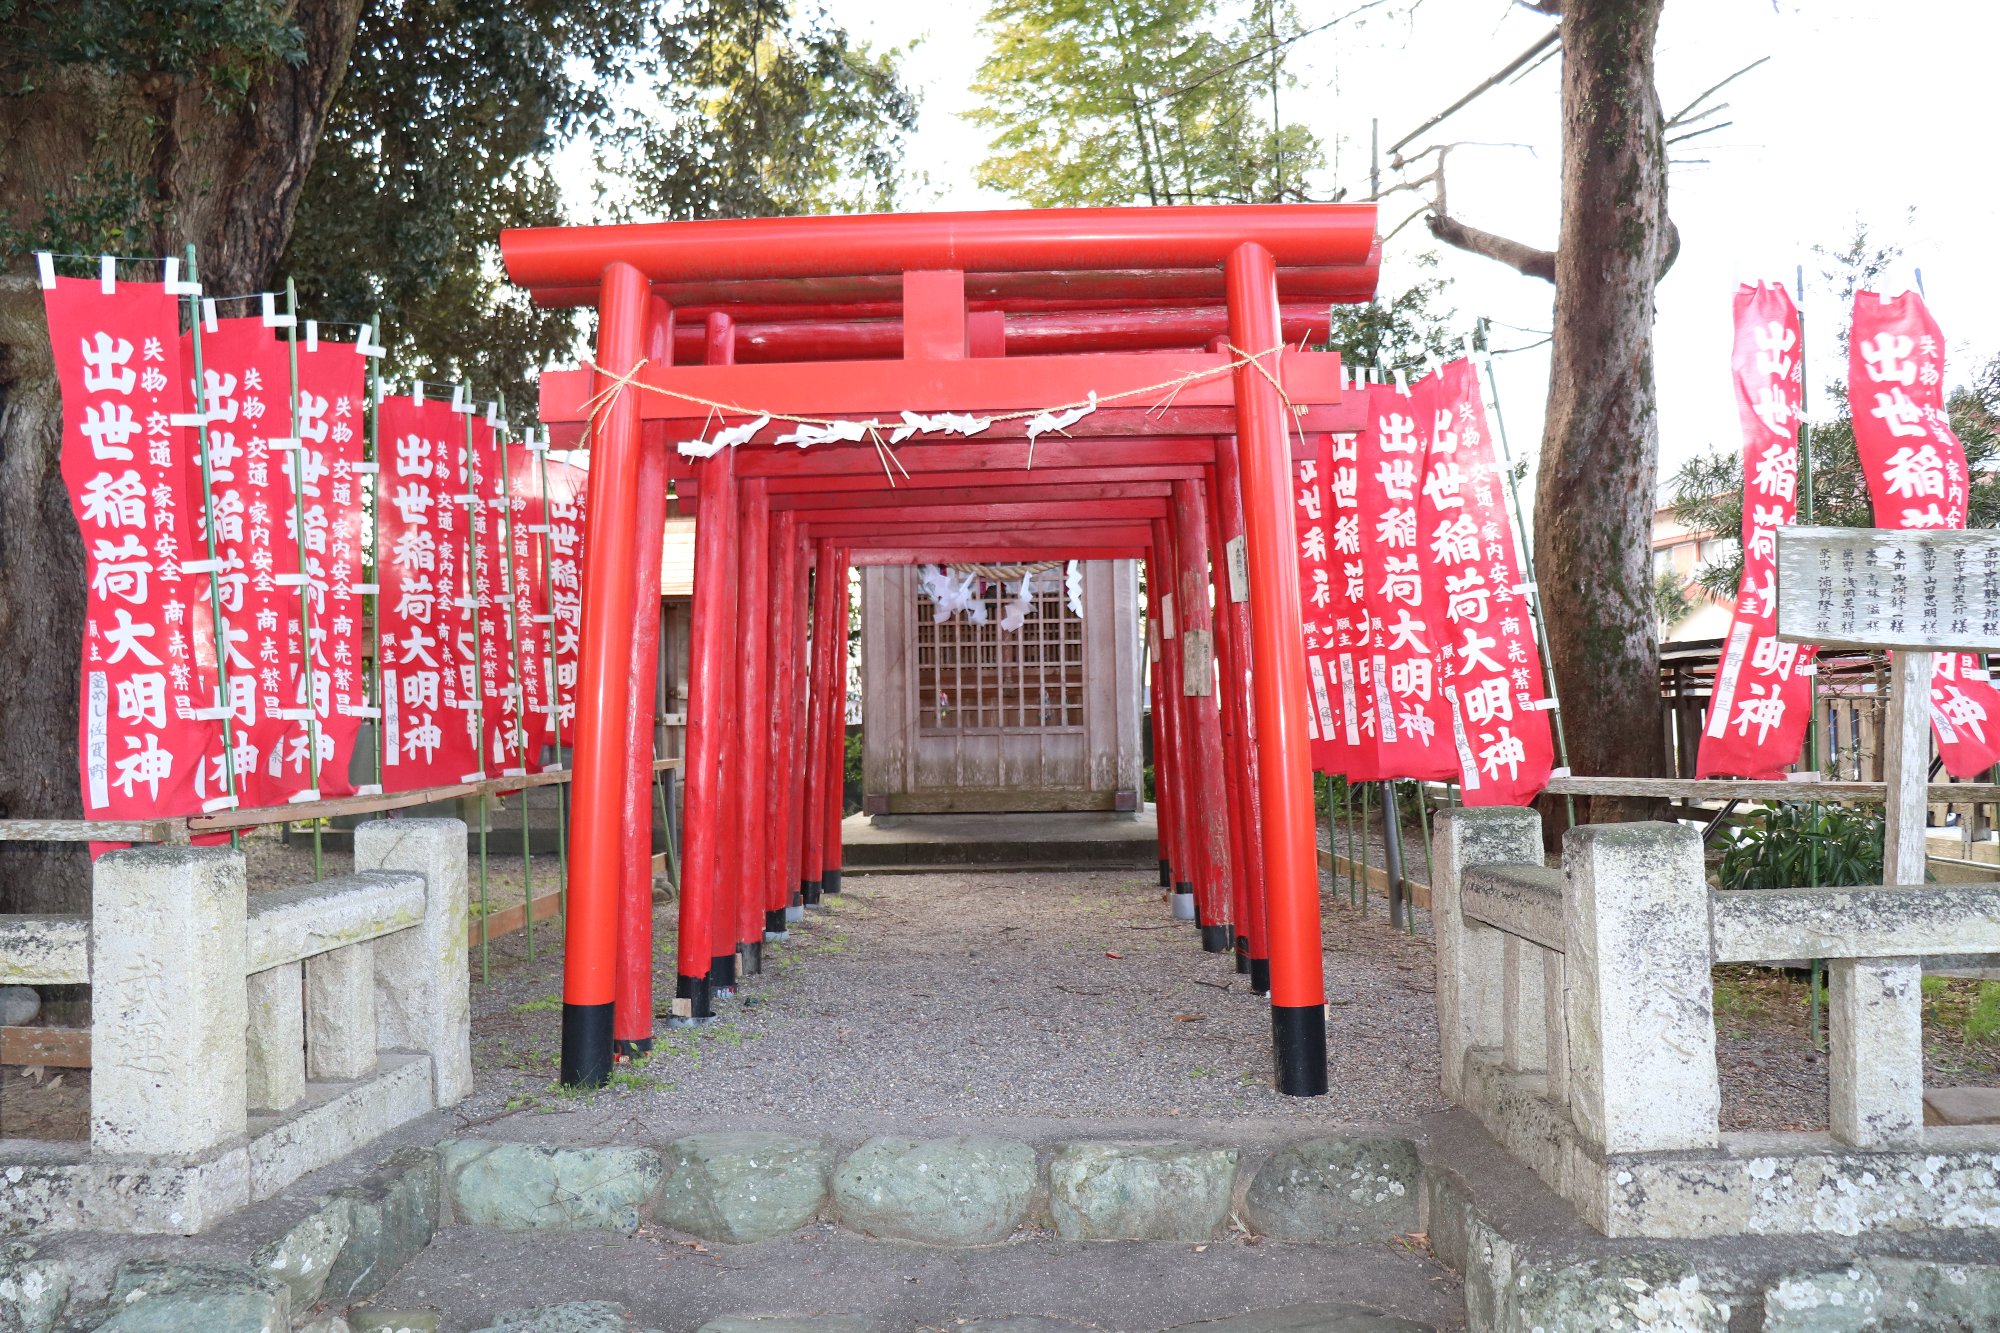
1426, 210, 1556, 283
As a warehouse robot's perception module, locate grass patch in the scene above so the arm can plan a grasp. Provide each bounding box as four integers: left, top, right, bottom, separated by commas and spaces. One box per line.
513, 993, 562, 1013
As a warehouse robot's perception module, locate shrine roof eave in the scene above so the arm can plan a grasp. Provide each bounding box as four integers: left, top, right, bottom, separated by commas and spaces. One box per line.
846, 545, 1146, 566
501, 203, 1377, 295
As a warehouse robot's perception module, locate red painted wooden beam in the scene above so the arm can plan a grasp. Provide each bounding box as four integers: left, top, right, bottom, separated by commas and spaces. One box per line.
521, 252, 1381, 313
768, 481, 1171, 512
502, 204, 1377, 291
676, 464, 1203, 497
847, 546, 1146, 565
783, 498, 1166, 526
673, 437, 1219, 478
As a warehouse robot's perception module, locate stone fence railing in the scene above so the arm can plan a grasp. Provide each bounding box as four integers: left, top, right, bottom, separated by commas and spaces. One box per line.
1435, 806, 2000, 1240
0, 818, 471, 1235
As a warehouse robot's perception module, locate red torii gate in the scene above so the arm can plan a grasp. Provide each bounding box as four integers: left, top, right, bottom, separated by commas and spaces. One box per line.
502, 205, 1379, 1096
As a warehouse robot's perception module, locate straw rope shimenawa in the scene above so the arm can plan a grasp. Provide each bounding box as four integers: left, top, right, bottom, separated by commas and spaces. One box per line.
570, 343, 1304, 484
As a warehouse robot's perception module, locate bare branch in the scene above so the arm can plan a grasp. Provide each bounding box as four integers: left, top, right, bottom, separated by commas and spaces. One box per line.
1666, 56, 1769, 128
1426, 211, 1556, 283
1386, 29, 1559, 157
1665, 120, 1731, 147
1378, 204, 1434, 245
1151, 0, 1409, 105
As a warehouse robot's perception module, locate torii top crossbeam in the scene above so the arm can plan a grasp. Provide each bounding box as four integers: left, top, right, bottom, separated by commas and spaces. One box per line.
501, 203, 1378, 1096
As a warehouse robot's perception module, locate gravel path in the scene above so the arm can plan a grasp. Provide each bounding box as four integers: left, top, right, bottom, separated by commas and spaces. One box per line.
455, 865, 1447, 1135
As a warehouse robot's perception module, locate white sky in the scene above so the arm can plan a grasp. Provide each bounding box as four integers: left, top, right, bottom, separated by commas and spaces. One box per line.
559, 0, 2000, 491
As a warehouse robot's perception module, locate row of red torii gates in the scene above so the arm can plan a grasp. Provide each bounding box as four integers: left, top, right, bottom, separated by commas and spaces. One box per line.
501, 204, 1383, 1096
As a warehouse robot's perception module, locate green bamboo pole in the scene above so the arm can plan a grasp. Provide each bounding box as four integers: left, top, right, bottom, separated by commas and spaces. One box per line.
363, 314, 386, 793
532, 432, 570, 926
491, 395, 537, 960
181, 249, 243, 849
279, 282, 326, 879
1794, 266, 1827, 1049
1359, 781, 1371, 912
456, 387, 491, 981
1476, 328, 1576, 828
1412, 780, 1433, 935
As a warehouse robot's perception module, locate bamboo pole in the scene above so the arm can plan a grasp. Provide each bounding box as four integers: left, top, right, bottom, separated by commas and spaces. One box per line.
279, 281, 326, 879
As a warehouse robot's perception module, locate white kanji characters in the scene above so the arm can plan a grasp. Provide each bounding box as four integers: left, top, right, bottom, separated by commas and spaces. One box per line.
1391, 655, 1433, 701
395, 434, 435, 477
1421, 461, 1465, 511
297, 389, 330, 445
1754, 320, 1797, 381
1902, 503, 1950, 529
1375, 506, 1415, 549
1936, 684, 1989, 744
1731, 684, 1786, 744
1456, 628, 1503, 675
115, 672, 168, 728
1752, 438, 1800, 500
392, 527, 437, 572
110, 731, 173, 799
403, 717, 443, 762
284, 445, 329, 498
81, 402, 140, 461
1300, 524, 1327, 562
1478, 726, 1526, 781
1859, 331, 1917, 386
1310, 567, 1330, 609
89, 535, 153, 605
1752, 383, 1794, 437
205, 430, 242, 482
1378, 554, 1422, 606
1378, 412, 1419, 453
1375, 458, 1418, 501
79, 470, 146, 528
1445, 569, 1492, 624
1386, 609, 1429, 654
1431, 408, 1459, 455
1296, 483, 1322, 521
200, 369, 241, 423
1883, 443, 1946, 500
80, 332, 137, 394
1750, 634, 1800, 679
1747, 505, 1785, 559
395, 574, 437, 624
102, 607, 163, 666
397, 625, 439, 667
391, 483, 434, 525
1430, 514, 1481, 566
1332, 514, 1361, 556
1343, 560, 1365, 602
1870, 388, 1927, 439
1462, 675, 1512, 725
1398, 705, 1437, 745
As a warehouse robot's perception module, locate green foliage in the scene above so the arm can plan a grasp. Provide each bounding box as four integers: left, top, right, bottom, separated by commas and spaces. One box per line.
0, 0, 304, 107
0, 165, 161, 271
968, 0, 1323, 206
1670, 225, 2000, 603
618, 0, 918, 221
1717, 802, 1884, 892
1653, 568, 1692, 631
843, 727, 862, 789
1323, 252, 1462, 378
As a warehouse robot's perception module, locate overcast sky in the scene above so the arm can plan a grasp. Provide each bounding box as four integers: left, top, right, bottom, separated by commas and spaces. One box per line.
555, 1, 1999, 495
808, 0, 2000, 491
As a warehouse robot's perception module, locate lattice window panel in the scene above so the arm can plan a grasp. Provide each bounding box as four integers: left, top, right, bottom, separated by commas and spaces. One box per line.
915, 576, 1084, 733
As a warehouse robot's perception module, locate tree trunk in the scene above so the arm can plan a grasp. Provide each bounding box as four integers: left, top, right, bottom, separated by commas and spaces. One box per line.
0, 0, 364, 912
1533, 0, 1674, 825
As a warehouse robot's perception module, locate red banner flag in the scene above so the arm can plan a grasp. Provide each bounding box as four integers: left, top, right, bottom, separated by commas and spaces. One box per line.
1357, 379, 1457, 781
1697, 284, 1817, 779
189, 315, 320, 808
467, 413, 530, 777
508, 439, 561, 770
376, 394, 482, 790
1849, 290, 2000, 776
545, 458, 587, 742
1293, 435, 1342, 772
46, 271, 221, 819
1323, 420, 1373, 779
293, 331, 371, 796
1421, 360, 1553, 804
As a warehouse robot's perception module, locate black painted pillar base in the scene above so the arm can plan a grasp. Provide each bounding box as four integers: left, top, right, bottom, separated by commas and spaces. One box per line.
765, 909, 788, 935
802, 879, 822, 905
823, 868, 843, 895
710, 953, 737, 996
1272, 1003, 1329, 1096
614, 1036, 653, 1061
1234, 936, 1250, 975
559, 1001, 613, 1088
1158, 857, 1172, 888
673, 972, 713, 1022
1248, 958, 1271, 997
1200, 924, 1231, 953
740, 940, 762, 975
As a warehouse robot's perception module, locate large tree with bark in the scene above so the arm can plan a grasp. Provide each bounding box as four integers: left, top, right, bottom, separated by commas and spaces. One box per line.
1420, 0, 1678, 822
0, 0, 915, 912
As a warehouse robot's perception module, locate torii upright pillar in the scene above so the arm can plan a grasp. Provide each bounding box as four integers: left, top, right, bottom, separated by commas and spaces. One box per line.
1227, 241, 1327, 1095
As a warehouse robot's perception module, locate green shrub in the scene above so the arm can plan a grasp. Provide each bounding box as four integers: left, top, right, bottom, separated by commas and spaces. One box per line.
1717, 802, 1884, 892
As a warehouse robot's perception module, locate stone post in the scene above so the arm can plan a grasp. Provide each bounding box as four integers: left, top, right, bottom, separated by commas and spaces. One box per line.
306, 941, 378, 1081
1432, 807, 1541, 1100
1562, 822, 1719, 1154
91, 846, 248, 1156
354, 818, 471, 1105
1501, 936, 1547, 1075
246, 962, 305, 1112
1829, 957, 1925, 1148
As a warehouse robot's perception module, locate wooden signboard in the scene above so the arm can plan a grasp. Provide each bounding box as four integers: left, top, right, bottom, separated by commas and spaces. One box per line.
1774, 526, 2000, 886
1775, 526, 2000, 653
